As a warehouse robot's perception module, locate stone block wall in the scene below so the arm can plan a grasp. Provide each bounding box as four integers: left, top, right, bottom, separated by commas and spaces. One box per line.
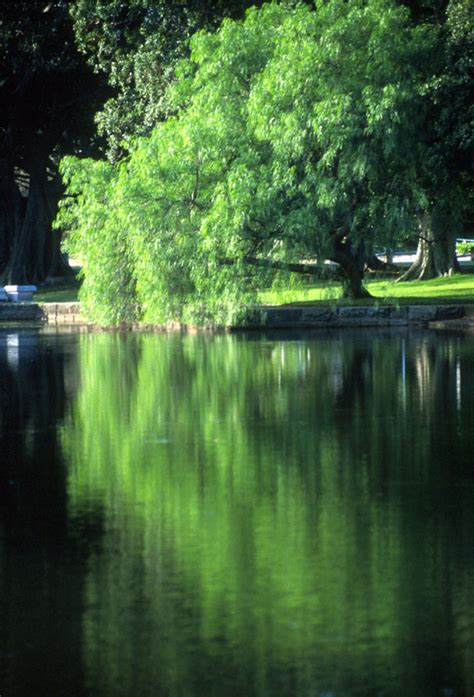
0, 301, 470, 330
37, 302, 87, 325
242, 304, 467, 328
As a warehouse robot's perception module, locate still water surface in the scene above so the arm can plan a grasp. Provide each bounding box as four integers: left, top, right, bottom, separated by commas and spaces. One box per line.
0, 327, 473, 697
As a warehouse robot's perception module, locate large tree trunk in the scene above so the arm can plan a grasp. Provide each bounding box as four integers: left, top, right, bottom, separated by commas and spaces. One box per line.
1, 149, 67, 285
4, 160, 49, 284
339, 263, 372, 299
398, 212, 460, 282
330, 239, 372, 299
0, 159, 13, 273
0, 157, 25, 276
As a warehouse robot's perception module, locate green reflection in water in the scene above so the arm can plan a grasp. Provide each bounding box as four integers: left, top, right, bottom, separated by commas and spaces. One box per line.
62, 331, 474, 697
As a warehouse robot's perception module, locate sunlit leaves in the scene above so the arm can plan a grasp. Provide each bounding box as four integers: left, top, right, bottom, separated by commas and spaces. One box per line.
59, 0, 440, 325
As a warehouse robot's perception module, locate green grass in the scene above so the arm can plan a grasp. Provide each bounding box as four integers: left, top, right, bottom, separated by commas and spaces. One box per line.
34, 280, 81, 303
32, 272, 474, 307
259, 273, 474, 306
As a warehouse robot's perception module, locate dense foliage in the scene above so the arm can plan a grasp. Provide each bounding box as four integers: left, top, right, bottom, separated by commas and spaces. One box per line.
59, 0, 442, 324
71, 0, 266, 159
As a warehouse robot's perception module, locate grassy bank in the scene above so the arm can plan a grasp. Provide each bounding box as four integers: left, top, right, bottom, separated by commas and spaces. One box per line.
260, 274, 474, 306
35, 280, 81, 303
33, 273, 474, 307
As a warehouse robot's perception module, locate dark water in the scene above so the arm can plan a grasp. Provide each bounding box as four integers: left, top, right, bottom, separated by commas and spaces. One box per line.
0, 327, 473, 697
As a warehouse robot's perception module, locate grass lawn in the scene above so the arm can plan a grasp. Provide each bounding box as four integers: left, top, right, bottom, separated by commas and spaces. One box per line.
34, 280, 81, 303
32, 272, 474, 306
259, 273, 474, 306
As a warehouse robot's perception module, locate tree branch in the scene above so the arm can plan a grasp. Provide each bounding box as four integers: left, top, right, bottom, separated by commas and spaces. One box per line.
220, 255, 331, 275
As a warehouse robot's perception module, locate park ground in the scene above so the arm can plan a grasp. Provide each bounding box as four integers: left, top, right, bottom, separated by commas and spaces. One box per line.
34, 270, 474, 308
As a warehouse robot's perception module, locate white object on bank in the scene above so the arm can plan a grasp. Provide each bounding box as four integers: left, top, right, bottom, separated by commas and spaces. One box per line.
3, 285, 38, 302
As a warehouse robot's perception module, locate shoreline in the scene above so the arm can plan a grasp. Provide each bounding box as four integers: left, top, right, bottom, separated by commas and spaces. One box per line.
1, 301, 474, 332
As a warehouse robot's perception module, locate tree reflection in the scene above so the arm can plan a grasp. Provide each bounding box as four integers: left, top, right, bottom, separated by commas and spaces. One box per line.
62, 330, 474, 697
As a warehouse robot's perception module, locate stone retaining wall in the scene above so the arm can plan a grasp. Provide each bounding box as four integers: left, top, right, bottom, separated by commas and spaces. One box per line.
37, 302, 87, 325
242, 304, 467, 328
0, 301, 471, 329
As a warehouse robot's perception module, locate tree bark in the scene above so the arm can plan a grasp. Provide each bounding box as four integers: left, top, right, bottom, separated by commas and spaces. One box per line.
338, 263, 372, 299
329, 239, 372, 299
220, 255, 329, 276
0, 159, 13, 273
365, 254, 399, 274
1, 149, 68, 285
0, 157, 24, 275
4, 159, 48, 284
398, 212, 460, 282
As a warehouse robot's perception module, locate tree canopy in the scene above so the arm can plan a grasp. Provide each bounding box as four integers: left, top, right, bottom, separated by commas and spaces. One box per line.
70, 0, 266, 159
59, 0, 442, 324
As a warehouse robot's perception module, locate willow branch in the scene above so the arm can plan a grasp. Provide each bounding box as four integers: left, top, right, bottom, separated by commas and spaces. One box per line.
219, 255, 330, 275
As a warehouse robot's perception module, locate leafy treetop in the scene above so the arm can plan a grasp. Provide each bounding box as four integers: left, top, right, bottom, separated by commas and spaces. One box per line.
59, 0, 442, 324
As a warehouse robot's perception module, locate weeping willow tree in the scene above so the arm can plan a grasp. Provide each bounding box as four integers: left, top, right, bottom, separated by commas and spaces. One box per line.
58, 0, 439, 325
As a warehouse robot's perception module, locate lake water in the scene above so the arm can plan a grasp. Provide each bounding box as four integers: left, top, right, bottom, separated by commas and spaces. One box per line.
0, 327, 473, 697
